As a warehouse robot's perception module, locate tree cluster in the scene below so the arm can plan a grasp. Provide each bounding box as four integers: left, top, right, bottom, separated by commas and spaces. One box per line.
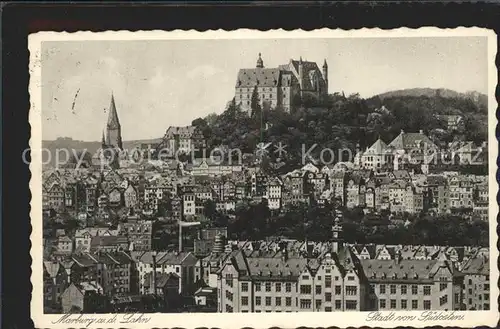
192, 92, 487, 173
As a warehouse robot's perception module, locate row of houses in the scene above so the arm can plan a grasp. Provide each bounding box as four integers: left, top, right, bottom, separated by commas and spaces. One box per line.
212, 242, 490, 313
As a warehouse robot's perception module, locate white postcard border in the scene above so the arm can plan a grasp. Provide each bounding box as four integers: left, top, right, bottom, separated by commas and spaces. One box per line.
29, 27, 499, 328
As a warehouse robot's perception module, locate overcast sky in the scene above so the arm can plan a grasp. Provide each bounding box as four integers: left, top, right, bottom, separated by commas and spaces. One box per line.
41, 37, 488, 141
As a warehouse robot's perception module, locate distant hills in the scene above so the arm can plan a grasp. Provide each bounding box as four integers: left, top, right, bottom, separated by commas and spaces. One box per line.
41, 137, 162, 167
373, 88, 487, 107
42, 88, 488, 169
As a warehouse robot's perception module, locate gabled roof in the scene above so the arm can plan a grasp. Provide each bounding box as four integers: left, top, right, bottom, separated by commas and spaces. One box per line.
44, 261, 61, 278
143, 272, 180, 289
365, 138, 390, 154
389, 131, 437, 150
361, 259, 441, 281
90, 235, 128, 247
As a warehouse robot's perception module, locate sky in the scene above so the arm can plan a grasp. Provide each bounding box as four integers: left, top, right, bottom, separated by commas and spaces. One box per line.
41, 37, 488, 141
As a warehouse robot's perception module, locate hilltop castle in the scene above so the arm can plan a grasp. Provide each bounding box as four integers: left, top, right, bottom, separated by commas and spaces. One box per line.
235, 53, 329, 114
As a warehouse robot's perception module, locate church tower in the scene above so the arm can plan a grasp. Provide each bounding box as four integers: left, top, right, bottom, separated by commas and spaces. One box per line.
322, 59, 329, 93
105, 94, 123, 150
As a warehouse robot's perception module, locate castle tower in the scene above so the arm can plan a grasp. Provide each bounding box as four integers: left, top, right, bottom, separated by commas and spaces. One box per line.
105, 94, 123, 150
322, 59, 328, 92
256, 53, 264, 68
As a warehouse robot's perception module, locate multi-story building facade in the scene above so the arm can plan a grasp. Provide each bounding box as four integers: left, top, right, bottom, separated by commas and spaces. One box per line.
462, 254, 490, 310
159, 126, 206, 155
359, 138, 395, 170
264, 177, 283, 210
362, 257, 461, 311
119, 219, 153, 251
217, 245, 466, 313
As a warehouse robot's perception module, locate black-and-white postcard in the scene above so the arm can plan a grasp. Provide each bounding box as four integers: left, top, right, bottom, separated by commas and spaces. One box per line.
28, 28, 498, 328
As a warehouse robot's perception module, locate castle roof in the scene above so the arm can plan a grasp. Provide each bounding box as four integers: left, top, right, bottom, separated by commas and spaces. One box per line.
236, 68, 281, 88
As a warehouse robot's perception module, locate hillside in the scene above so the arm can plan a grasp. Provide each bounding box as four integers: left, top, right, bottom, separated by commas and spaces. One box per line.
41, 137, 162, 167
374, 88, 487, 109
41, 88, 488, 171
193, 88, 488, 174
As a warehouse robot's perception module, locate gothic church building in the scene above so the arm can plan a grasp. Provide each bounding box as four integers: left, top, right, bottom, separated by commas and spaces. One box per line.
235, 53, 329, 114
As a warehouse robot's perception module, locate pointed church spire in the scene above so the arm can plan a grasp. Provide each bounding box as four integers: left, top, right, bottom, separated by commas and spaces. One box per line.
105, 94, 123, 150
107, 94, 120, 129
101, 130, 106, 145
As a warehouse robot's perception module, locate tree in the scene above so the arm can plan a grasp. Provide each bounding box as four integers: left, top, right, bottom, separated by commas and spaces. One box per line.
203, 200, 217, 221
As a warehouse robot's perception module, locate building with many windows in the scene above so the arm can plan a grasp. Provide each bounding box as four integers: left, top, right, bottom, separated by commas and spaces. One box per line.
235, 54, 328, 115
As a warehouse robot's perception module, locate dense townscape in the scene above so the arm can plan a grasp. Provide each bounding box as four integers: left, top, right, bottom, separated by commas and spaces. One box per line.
42, 54, 490, 314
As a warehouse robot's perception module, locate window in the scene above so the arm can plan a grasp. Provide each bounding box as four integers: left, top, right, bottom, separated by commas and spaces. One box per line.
346, 286, 357, 295
265, 296, 271, 306
335, 300, 342, 309
347, 275, 355, 281
325, 307, 332, 312
424, 300, 431, 310
317, 276, 322, 281
325, 292, 332, 302
454, 293, 460, 304
390, 285, 397, 294
412, 285, 418, 295
241, 282, 248, 292
440, 295, 448, 306
255, 283, 261, 291
390, 299, 397, 309
226, 305, 233, 312
242, 296, 248, 306
325, 275, 332, 288
300, 299, 312, 309
285, 283, 292, 292
380, 299, 386, 309
266, 282, 271, 292
286, 297, 292, 306
256, 297, 261, 305
423, 286, 431, 296
440, 282, 447, 291
276, 297, 281, 306
335, 285, 341, 295
401, 299, 407, 309
276, 283, 281, 292
380, 285, 386, 294
302, 275, 309, 280
316, 285, 322, 294
412, 300, 418, 309
346, 301, 357, 310
300, 285, 311, 294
